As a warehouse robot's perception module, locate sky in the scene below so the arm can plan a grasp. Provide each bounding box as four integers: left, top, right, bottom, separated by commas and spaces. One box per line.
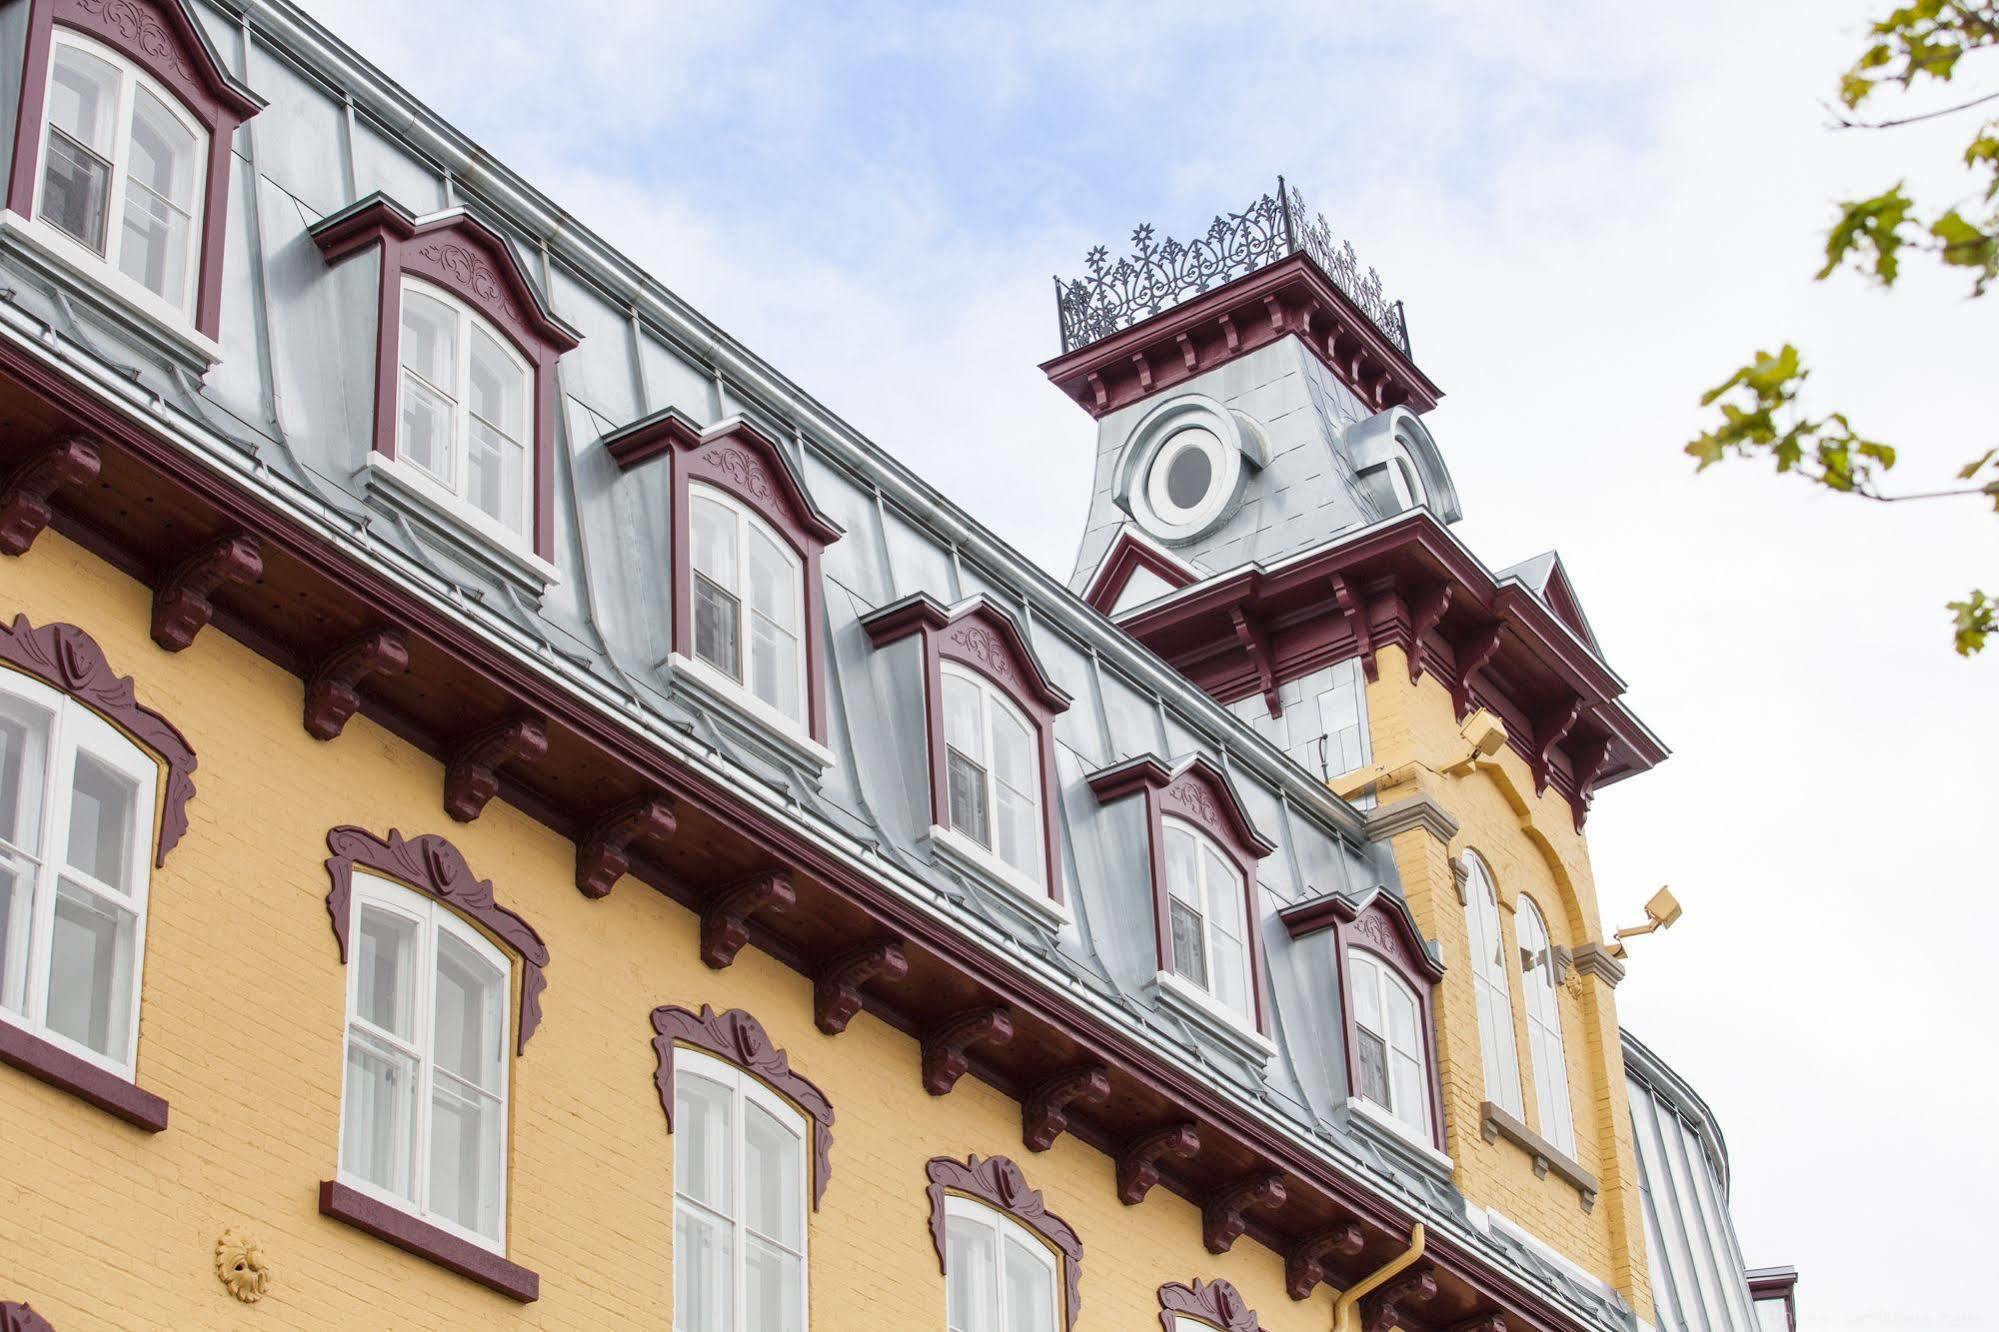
300, 2, 1995, 1326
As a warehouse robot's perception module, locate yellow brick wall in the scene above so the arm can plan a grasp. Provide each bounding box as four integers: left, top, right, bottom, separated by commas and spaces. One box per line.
0, 531, 1333, 1329
1362, 645, 1651, 1320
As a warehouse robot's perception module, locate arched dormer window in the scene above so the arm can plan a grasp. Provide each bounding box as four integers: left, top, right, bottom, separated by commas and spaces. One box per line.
942, 660, 1043, 887
4, 0, 260, 363
0, 615, 194, 1133
691, 484, 807, 729
1516, 896, 1576, 1157
1348, 948, 1432, 1141
1461, 851, 1523, 1119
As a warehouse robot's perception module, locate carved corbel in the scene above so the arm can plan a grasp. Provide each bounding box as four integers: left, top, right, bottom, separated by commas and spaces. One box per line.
1450, 622, 1504, 720
1021, 1063, 1110, 1152
575, 795, 677, 899
1531, 698, 1585, 794
0, 435, 99, 556
303, 628, 408, 740
1203, 1171, 1286, 1254
1330, 573, 1377, 681
814, 938, 908, 1035
151, 531, 263, 652
1229, 607, 1282, 719
921, 1006, 1013, 1095
1117, 1121, 1200, 1205
1218, 312, 1241, 352
700, 870, 796, 969
1286, 1223, 1365, 1300
1407, 582, 1453, 684
443, 714, 548, 822
1363, 1267, 1439, 1332
1570, 736, 1614, 832
1131, 350, 1154, 391
1175, 331, 1199, 372
1263, 293, 1287, 332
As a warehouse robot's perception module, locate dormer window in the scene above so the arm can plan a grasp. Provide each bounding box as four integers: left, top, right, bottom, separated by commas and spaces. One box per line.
1162, 817, 1252, 1027
1347, 948, 1432, 1140
942, 663, 1043, 884
690, 485, 806, 726
398, 279, 534, 542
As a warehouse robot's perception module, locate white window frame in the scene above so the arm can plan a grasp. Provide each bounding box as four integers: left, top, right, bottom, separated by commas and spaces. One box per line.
672, 1045, 812, 1332
1160, 815, 1255, 1030
686, 482, 809, 729
1462, 851, 1524, 1119
392, 275, 537, 545
335, 870, 512, 1254
1347, 946, 1434, 1142
30, 29, 208, 322
939, 661, 1046, 889
943, 1193, 1061, 1332
0, 668, 157, 1080
1516, 896, 1577, 1157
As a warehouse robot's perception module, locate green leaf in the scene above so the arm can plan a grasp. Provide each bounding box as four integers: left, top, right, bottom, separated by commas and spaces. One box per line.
1820, 186, 1914, 284
1947, 590, 1995, 656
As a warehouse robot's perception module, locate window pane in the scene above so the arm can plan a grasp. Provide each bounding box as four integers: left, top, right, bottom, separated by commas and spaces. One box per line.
342, 1028, 418, 1199
1169, 899, 1206, 989
0, 692, 50, 853
947, 749, 991, 849
40, 130, 111, 254
946, 1214, 997, 1332
434, 930, 504, 1092
1349, 953, 1381, 1030
674, 1203, 733, 1332
1210, 928, 1250, 1021
690, 496, 738, 586
1390, 1049, 1428, 1132
1003, 1235, 1056, 1332
47, 46, 118, 152
127, 88, 197, 208
693, 576, 742, 681
468, 328, 526, 438
44, 880, 134, 1058
746, 529, 797, 631
42, 46, 118, 253
1163, 826, 1198, 904
399, 374, 455, 484
1384, 976, 1420, 1054
994, 784, 1039, 882
429, 1074, 502, 1239
0, 851, 31, 1016
1357, 1027, 1390, 1106
673, 1071, 734, 1214
466, 420, 527, 535
1201, 848, 1240, 934
65, 750, 136, 892
989, 705, 1034, 791
744, 1100, 803, 1247
745, 1235, 803, 1332
750, 613, 801, 721
942, 674, 984, 761
400, 291, 457, 388
353, 903, 420, 1041
120, 88, 196, 303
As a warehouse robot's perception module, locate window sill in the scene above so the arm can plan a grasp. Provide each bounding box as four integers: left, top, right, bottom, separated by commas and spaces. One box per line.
665, 651, 834, 772
361, 451, 559, 596
1148, 968, 1274, 1068
0, 1017, 167, 1132
1344, 1095, 1452, 1174
1479, 1099, 1598, 1211
925, 822, 1070, 930
318, 1180, 537, 1302
0, 209, 221, 372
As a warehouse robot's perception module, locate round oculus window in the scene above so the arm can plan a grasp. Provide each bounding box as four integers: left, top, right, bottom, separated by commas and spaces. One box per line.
1145, 427, 1228, 526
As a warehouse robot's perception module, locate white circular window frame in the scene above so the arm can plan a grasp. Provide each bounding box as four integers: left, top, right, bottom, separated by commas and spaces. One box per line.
1118, 396, 1259, 544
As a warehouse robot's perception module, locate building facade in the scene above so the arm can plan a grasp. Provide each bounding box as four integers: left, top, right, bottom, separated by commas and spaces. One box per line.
0, 2, 1790, 1328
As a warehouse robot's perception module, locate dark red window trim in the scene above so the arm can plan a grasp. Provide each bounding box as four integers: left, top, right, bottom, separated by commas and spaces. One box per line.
1156, 1276, 1261, 1332
925, 1154, 1082, 1331
1281, 885, 1448, 1151
1087, 753, 1276, 1034
862, 592, 1071, 903
322, 825, 551, 1054
0, 1018, 166, 1132
650, 1002, 836, 1209
605, 407, 843, 745
6, 0, 263, 341
309, 194, 582, 564
0, 1300, 57, 1331
318, 1180, 538, 1303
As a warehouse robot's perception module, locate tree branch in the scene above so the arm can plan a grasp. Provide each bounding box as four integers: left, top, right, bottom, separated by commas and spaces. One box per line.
1826, 87, 1999, 130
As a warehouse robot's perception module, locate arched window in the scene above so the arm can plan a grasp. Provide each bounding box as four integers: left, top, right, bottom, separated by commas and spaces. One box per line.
691, 483, 807, 727
941, 662, 1045, 887
1516, 897, 1576, 1157
673, 1046, 810, 1332
1462, 851, 1523, 1118
944, 1195, 1062, 1332
1347, 946, 1433, 1141
337, 870, 512, 1250
1161, 816, 1253, 1028
33, 30, 206, 316
0, 666, 156, 1077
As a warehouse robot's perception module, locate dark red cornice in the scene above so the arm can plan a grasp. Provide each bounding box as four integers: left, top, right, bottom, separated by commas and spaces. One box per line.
1039, 253, 1442, 421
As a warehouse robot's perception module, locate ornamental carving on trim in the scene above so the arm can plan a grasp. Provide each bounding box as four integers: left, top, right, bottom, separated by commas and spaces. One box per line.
68, 0, 195, 87
651, 1004, 836, 1210
925, 1154, 1082, 1330
410, 240, 531, 349
1157, 1277, 1261, 1332
700, 446, 778, 506
323, 826, 551, 1053
0, 614, 197, 865
946, 624, 1016, 685
0, 1303, 55, 1332
1349, 911, 1401, 958
214, 1227, 272, 1303
1165, 781, 1224, 835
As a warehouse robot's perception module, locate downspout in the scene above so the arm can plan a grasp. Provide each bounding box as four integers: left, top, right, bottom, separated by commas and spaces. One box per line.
1332, 1222, 1425, 1332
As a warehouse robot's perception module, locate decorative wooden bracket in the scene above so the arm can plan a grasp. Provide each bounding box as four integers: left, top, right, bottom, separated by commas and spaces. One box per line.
1218, 313, 1240, 352
1570, 736, 1615, 832
151, 531, 263, 652
1363, 1267, 1439, 1332
814, 938, 908, 1035
1531, 698, 1585, 794
1286, 1223, 1365, 1300
1229, 607, 1282, 719
1446, 622, 1501, 720
1117, 1121, 1200, 1205
303, 628, 408, 740
0, 435, 98, 556
700, 870, 796, 969
1203, 1171, 1286, 1254
1022, 1063, 1110, 1152
575, 795, 677, 899
1330, 573, 1377, 682
921, 1005, 1013, 1096
1131, 350, 1154, 391
1407, 582, 1453, 684
443, 714, 548, 822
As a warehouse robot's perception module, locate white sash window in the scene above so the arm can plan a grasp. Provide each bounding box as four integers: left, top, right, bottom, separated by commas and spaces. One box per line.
1161, 816, 1253, 1028
940, 663, 1043, 885
397, 278, 535, 541
1348, 947, 1433, 1140
1517, 897, 1577, 1156
943, 1194, 1059, 1332
690, 484, 807, 726
1462, 851, 1524, 1118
